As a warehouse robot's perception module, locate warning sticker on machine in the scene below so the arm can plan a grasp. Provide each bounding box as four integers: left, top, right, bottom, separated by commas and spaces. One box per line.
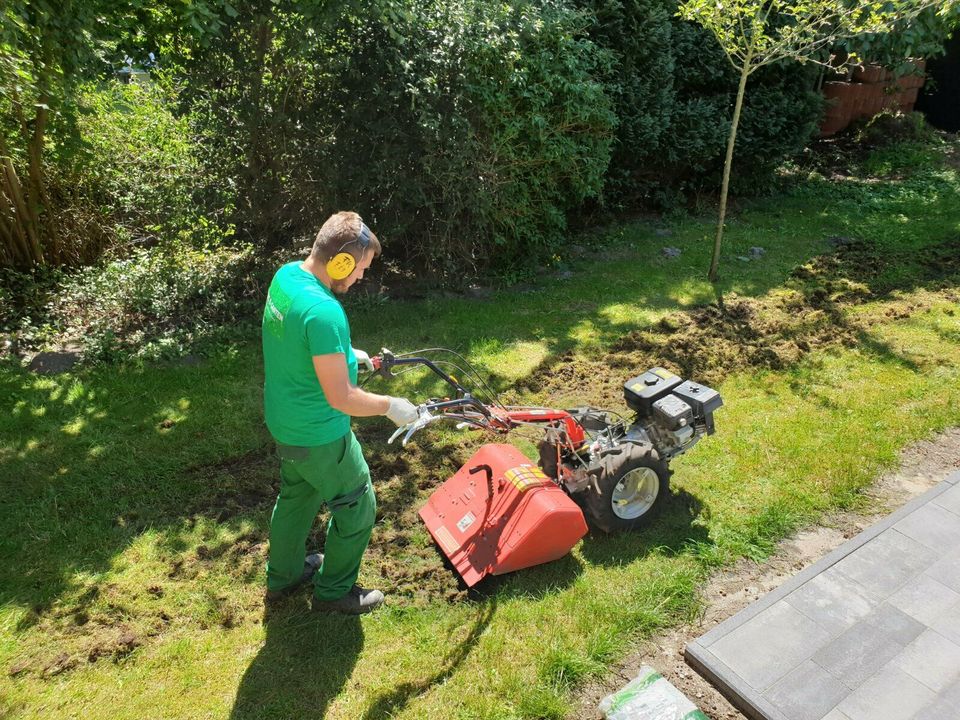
504, 464, 549, 492
433, 526, 459, 554
456, 511, 476, 533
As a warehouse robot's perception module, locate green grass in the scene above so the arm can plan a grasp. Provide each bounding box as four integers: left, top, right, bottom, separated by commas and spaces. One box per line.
2, 137, 960, 719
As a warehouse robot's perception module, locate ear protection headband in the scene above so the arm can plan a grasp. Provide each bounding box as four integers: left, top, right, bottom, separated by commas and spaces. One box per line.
326, 221, 372, 280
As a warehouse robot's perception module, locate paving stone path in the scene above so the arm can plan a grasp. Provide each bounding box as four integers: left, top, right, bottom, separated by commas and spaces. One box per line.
686, 471, 960, 720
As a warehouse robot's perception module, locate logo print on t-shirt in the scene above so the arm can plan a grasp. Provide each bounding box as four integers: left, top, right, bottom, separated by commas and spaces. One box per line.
263, 282, 294, 338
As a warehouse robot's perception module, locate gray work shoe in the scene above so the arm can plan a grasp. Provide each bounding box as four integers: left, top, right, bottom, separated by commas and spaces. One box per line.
265, 553, 324, 602
313, 584, 385, 615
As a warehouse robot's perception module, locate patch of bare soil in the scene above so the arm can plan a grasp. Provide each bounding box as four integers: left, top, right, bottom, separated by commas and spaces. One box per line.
523, 238, 960, 405
362, 438, 474, 604
191, 448, 280, 521
570, 428, 960, 720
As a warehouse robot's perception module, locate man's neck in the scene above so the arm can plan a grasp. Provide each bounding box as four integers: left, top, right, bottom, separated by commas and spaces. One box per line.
300, 256, 332, 289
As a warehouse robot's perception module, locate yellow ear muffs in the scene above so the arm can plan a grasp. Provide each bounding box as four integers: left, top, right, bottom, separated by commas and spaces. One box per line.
325, 220, 372, 280
327, 252, 357, 280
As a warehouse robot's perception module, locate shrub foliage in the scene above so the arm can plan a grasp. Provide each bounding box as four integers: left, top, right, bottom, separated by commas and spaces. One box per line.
579, 0, 822, 205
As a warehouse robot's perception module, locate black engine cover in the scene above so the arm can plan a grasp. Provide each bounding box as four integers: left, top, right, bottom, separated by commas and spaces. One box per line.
624, 368, 682, 415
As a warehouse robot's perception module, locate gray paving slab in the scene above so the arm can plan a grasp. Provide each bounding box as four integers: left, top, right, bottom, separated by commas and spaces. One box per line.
887, 574, 960, 625
708, 601, 834, 692
931, 479, 960, 516
819, 711, 852, 720
940, 677, 960, 711
930, 599, 960, 645
831, 529, 936, 600
891, 628, 960, 692
784, 567, 878, 636
924, 552, 960, 595
835, 665, 936, 720
761, 661, 850, 720
811, 603, 924, 687
686, 471, 960, 720
893, 501, 960, 550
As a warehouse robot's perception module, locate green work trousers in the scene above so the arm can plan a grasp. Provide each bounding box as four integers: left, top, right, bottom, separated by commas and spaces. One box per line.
266, 430, 376, 601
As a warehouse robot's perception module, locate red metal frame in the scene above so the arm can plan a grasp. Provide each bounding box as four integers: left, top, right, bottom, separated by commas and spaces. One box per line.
487, 408, 586, 447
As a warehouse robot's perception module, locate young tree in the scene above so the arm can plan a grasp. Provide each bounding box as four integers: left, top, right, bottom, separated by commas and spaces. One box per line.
676, 0, 960, 281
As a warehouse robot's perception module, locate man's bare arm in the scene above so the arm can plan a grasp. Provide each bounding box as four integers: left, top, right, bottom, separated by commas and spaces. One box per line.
313, 353, 391, 417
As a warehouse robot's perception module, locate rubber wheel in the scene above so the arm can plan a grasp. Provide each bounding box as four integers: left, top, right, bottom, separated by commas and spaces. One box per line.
583, 444, 670, 534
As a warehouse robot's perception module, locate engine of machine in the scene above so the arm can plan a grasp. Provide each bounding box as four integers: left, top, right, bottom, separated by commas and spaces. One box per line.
623, 368, 723, 459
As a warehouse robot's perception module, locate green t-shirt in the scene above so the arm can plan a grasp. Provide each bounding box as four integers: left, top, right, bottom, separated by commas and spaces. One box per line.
261, 262, 358, 445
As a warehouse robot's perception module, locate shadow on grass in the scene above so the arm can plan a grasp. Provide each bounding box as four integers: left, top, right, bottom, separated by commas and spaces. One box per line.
360, 601, 496, 720
577, 488, 708, 568
1, 220, 959, 637
469, 551, 585, 604
229, 605, 363, 720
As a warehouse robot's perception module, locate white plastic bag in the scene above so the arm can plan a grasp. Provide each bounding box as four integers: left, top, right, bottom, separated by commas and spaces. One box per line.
598, 666, 708, 720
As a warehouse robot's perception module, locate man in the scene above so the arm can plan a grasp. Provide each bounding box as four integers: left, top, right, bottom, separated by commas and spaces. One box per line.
261, 211, 419, 614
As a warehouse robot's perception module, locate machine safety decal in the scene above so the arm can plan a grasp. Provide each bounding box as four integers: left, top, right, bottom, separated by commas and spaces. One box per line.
456, 511, 476, 533
433, 526, 459, 554
503, 465, 549, 492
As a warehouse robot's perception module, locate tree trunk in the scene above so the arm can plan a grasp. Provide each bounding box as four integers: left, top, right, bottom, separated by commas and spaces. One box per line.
3, 158, 43, 265
0, 180, 29, 266
709, 56, 752, 282
241, 15, 274, 237
26, 101, 52, 263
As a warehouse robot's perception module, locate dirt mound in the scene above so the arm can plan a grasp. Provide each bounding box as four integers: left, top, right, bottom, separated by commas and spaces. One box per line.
528, 238, 960, 397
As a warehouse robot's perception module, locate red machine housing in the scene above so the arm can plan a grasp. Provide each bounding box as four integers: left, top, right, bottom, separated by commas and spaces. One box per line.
419, 443, 588, 586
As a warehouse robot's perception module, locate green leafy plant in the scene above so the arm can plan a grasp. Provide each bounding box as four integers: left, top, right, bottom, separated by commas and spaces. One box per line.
167, 0, 616, 279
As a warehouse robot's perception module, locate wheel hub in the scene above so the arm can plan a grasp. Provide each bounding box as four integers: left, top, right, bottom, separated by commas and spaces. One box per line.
611, 467, 660, 519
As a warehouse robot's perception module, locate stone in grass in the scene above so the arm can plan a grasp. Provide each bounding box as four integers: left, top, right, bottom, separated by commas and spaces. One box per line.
599, 665, 708, 720
465, 284, 494, 300
655, 228, 673, 237
28, 348, 82, 375
661, 247, 681, 259
748, 246, 765, 259
827, 235, 856, 248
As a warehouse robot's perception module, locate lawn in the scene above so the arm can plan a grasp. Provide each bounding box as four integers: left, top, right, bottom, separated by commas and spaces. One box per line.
2, 135, 959, 719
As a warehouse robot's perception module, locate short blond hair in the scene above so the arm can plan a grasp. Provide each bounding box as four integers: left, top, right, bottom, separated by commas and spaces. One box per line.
310, 211, 381, 262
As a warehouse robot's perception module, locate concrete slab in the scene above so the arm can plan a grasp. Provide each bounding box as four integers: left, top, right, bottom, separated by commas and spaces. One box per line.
811, 603, 924, 687
761, 661, 850, 720
931, 480, 960, 516
709, 601, 834, 692
891, 628, 960, 692
686, 471, 960, 720
923, 552, 960, 595
893, 501, 960, 550
831, 530, 935, 600
887, 574, 960, 625
930, 599, 960, 645
835, 665, 935, 720
784, 567, 877, 636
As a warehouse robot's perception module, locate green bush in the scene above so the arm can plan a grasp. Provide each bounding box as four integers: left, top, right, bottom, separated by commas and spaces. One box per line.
6, 243, 268, 363
577, 0, 823, 205
66, 81, 224, 248
183, 0, 616, 279
316, 0, 617, 275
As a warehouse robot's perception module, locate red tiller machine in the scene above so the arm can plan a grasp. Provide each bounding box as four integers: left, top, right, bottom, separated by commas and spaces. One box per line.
418, 443, 587, 587
368, 349, 723, 587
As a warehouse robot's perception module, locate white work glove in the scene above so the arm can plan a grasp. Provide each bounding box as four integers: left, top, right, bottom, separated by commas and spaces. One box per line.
385, 397, 419, 426
389, 407, 437, 446
353, 347, 375, 373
